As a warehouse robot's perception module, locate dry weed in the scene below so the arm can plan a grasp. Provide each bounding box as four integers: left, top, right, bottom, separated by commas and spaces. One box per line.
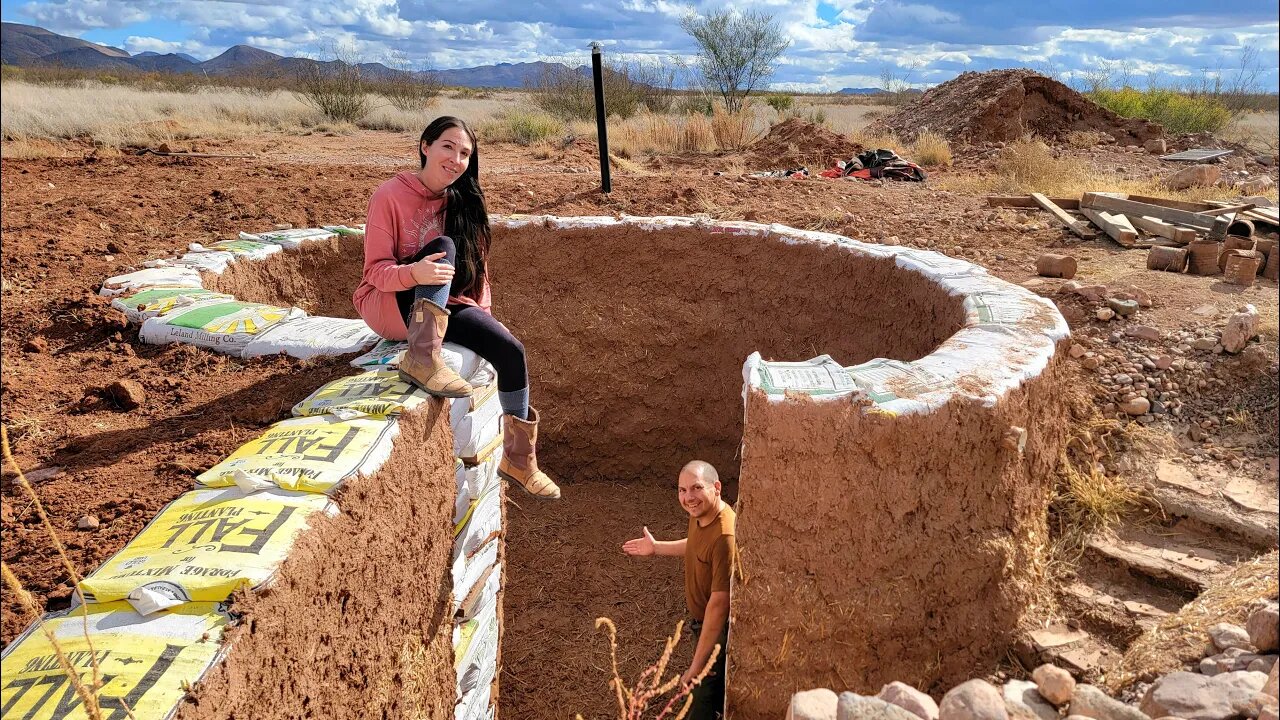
1, 426, 117, 719
586, 617, 720, 720
1064, 130, 1109, 148
910, 130, 952, 167
1107, 550, 1278, 691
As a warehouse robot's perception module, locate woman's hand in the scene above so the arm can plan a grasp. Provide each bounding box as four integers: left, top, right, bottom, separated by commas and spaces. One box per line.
410, 252, 455, 286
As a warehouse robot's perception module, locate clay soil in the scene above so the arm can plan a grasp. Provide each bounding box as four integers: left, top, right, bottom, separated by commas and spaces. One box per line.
2, 121, 1278, 719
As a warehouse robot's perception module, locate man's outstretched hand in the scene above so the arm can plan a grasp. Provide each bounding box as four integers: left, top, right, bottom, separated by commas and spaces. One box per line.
622, 526, 656, 556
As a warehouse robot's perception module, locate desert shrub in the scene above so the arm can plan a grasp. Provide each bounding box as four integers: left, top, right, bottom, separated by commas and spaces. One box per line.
910, 130, 952, 167
376, 72, 442, 112
710, 104, 758, 150
765, 93, 794, 112
475, 109, 563, 145
850, 128, 905, 155
529, 58, 675, 121
1090, 87, 1231, 134
294, 61, 370, 123
1065, 129, 1109, 148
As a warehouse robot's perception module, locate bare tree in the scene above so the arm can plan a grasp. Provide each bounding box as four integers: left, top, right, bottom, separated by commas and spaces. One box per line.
680, 8, 790, 113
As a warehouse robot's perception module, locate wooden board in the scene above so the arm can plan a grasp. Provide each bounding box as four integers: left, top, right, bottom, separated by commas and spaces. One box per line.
1198, 203, 1256, 216
1126, 194, 1217, 212
986, 195, 1080, 209
1081, 193, 1230, 239
1031, 193, 1094, 238
1128, 215, 1197, 244
1159, 148, 1233, 162
1080, 208, 1138, 247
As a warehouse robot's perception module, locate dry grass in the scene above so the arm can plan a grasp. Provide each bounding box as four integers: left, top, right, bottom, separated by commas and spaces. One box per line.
1107, 550, 1278, 691
850, 128, 906, 155
0, 80, 525, 152
1051, 416, 1146, 557
910, 130, 952, 167
679, 113, 714, 153
1223, 110, 1280, 153
710, 105, 760, 151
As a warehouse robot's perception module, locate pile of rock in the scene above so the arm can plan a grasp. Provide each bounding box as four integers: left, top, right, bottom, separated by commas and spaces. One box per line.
1164, 163, 1277, 194
785, 604, 1278, 720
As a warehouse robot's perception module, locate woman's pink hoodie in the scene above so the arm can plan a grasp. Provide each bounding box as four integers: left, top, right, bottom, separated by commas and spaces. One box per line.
353, 171, 492, 340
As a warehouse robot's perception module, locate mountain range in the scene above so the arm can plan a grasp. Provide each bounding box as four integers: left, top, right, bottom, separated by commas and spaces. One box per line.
1, 22, 578, 89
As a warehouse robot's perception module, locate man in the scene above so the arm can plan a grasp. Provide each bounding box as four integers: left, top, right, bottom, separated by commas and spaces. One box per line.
622, 460, 736, 719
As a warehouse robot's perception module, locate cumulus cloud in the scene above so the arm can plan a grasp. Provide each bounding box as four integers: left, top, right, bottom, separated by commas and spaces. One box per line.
6, 0, 1278, 91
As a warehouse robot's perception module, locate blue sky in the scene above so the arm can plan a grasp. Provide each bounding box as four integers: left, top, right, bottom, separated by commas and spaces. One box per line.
4, 0, 1278, 92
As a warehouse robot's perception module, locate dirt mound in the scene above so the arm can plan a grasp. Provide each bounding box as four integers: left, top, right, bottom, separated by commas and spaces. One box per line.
748, 118, 864, 169
868, 69, 1162, 146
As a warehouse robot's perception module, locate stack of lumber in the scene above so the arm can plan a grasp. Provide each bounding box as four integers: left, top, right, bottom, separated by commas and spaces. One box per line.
986, 193, 1279, 249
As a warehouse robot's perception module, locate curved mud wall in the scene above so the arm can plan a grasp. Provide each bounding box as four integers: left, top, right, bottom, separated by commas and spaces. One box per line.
214, 225, 966, 482
176, 404, 459, 719
209, 216, 1068, 719
729, 360, 1068, 717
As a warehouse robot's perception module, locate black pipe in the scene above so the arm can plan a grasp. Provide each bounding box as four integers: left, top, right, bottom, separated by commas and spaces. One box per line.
591, 42, 611, 194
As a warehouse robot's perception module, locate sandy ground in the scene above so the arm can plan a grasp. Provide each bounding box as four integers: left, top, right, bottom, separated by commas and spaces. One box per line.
2, 126, 1277, 718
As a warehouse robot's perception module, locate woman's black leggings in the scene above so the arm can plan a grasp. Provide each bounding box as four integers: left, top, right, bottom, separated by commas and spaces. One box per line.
395, 236, 528, 393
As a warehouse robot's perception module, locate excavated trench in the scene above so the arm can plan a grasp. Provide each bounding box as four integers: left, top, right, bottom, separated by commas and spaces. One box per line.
199, 221, 1067, 719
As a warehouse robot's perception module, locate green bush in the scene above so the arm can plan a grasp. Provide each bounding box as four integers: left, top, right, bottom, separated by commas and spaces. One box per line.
764, 93, 793, 112
476, 109, 564, 145
1090, 87, 1232, 134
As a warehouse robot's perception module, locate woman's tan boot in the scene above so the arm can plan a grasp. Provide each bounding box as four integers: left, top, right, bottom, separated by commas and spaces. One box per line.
398, 299, 473, 398
497, 407, 561, 500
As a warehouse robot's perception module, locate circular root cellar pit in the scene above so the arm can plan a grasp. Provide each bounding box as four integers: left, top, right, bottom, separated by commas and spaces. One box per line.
202, 215, 1071, 719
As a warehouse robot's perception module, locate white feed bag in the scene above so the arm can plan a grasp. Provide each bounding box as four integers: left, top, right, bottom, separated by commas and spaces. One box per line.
100, 267, 202, 297
241, 316, 380, 360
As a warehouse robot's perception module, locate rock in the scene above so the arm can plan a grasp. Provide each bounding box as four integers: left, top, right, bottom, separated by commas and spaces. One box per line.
1192, 338, 1218, 351
1125, 325, 1161, 342
1260, 703, 1278, 720
1167, 164, 1223, 190
23, 336, 49, 353
1107, 298, 1139, 317
1237, 177, 1275, 195
790, 689, 839, 720
1249, 658, 1278, 675
1264, 664, 1278, 699
77, 515, 100, 530
1202, 658, 1224, 677
1071, 684, 1150, 720
839, 692, 924, 720
879, 681, 940, 720
1211, 623, 1256, 652
1145, 139, 1168, 154
1097, 308, 1116, 321
24, 466, 65, 483
1246, 605, 1278, 652
1155, 355, 1173, 370
1121, 397, 1152, 416
1074, 284, 1109, 302
103, 379, 146, 411
1070, 344, 1089, 359
1221, 305, 1259, 354
940, 680, 1009, 720
1141, 671, 1267, 720
1005, 680, 1059, 720
1034, 664, 1077, 706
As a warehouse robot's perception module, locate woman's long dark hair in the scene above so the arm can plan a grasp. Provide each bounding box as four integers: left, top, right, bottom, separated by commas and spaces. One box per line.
420, 116, 491, 301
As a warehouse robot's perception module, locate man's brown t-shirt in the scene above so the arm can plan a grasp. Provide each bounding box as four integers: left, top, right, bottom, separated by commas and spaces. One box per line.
684, 503, 736, 622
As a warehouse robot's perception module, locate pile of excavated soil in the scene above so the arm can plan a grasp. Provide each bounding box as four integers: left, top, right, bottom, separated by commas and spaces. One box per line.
868, 69, 1162, 146
748, 118, 864, 169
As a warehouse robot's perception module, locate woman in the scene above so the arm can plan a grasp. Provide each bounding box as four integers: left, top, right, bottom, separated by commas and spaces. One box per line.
353, 116, 559, 500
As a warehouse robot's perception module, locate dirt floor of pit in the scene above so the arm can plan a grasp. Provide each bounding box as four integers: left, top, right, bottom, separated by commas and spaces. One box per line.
2, 127, 1278, 716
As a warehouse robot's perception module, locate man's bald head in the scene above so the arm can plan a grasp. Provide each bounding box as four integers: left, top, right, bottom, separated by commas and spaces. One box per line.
680, 460, 719, 486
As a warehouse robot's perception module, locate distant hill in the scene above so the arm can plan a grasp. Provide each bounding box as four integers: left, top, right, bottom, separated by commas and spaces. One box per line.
1, 22, 586, 89
199, 44, 283, 74
837, 87, 885, 95
1, 21, 127, 65
433, 61, 585, 89
136, 50, 200, 64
